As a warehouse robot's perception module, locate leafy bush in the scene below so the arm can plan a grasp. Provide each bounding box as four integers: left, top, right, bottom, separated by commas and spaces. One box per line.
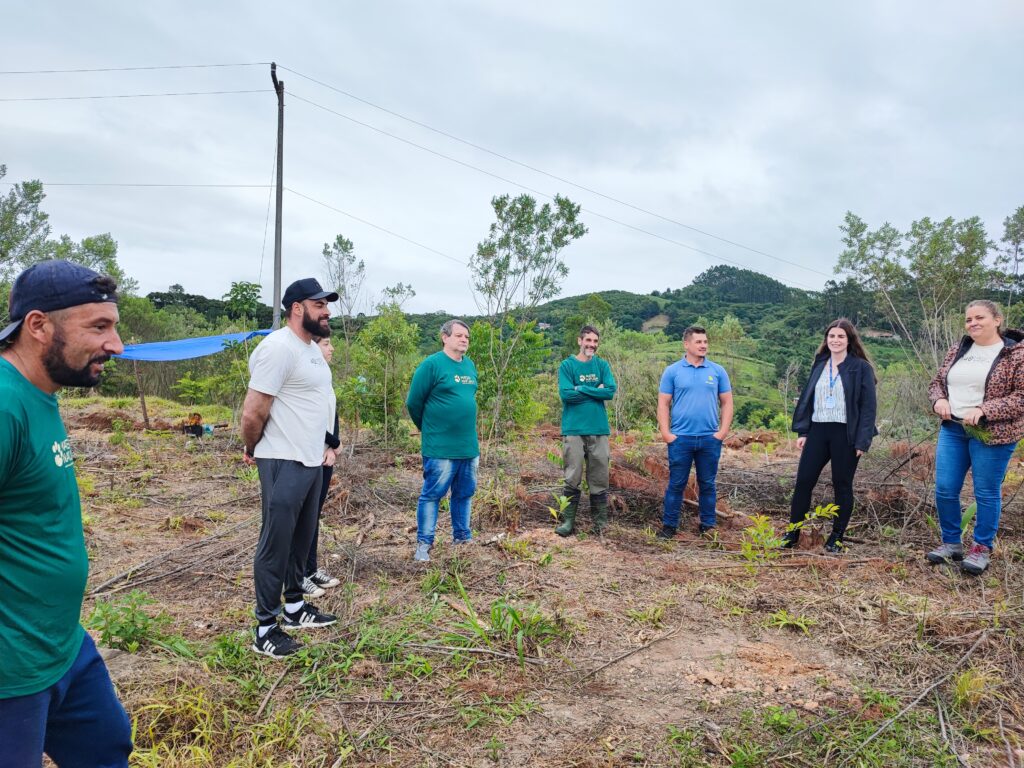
87, 590, 172, 653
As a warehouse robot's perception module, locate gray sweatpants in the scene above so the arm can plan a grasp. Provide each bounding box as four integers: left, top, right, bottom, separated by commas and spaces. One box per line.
563, 434, 610, 496
254, 459, 323, 624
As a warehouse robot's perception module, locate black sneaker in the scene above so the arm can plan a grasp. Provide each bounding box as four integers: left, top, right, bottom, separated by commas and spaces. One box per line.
282, 602, 337, 629
779, 531, 799, 549
699, 524, 716, 535
252, 625, 302, 659
655, 525, 677, 540
824, 539, 845, 554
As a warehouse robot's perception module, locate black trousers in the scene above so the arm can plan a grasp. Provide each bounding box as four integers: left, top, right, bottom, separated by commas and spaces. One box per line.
789, 421, 861, 541
254, 459, 323, 623
305, 465, 333, 577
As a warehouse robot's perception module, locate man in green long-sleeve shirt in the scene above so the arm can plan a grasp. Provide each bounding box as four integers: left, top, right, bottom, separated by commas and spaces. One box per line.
556, 325, 617, 536
406, 318, 480, 562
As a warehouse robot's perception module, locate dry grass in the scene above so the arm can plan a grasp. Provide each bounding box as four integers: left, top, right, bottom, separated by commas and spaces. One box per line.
67, 403, 1024, 766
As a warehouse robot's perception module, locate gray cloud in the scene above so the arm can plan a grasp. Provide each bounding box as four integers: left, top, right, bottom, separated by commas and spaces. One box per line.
2, 0, 1022, 315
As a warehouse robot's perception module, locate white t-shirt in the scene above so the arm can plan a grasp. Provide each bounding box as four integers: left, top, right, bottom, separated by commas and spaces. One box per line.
247, 327, 336, 467
947, 341, 1003, 419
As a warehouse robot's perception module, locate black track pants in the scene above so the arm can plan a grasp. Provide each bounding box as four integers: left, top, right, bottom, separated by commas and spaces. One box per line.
254, 459, 323, 623
789, 422, 860, 541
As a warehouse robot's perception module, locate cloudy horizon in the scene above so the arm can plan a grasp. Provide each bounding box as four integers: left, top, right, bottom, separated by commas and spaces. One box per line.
3, 1, 1022, 314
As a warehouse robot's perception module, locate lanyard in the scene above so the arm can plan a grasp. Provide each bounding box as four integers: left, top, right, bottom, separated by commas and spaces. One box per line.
827, 359, 840, 392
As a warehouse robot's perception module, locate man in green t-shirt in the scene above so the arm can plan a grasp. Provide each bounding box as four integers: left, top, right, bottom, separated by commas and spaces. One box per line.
406, 319, 480, 562
555, 325, 617, 536
0, 260, 133, 766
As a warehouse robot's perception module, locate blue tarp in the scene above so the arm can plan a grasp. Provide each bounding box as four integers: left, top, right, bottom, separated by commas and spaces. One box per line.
116, 330, 270, 362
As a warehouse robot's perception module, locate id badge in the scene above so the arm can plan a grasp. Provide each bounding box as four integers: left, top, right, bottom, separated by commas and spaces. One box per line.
824, 395, 836, 409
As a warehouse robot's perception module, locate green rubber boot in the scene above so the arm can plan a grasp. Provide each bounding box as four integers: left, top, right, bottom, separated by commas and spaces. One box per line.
555, 490, 580, 537
591, 492, 609, 535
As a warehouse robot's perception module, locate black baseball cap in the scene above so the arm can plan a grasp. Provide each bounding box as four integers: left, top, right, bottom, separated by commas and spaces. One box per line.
281, 277, 339, 308
0, 260, 118, 343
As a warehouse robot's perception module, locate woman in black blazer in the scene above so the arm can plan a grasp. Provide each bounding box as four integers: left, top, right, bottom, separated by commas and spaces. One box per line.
783, 318, 878, 552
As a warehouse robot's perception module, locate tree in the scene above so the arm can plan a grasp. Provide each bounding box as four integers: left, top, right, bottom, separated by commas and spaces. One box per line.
50, 233, 139, 295
997, 206, 1024, 310
378, 282, 415, 309
690, 265, 792, 304
837, 211, 994, 370
321, 234, 366, 366
697, 313, 754, 387
819, 277, 878, 328
357, 300, 419, 449
468, 319, 549, 436
0, 167, 138, 294
469, 193, 587, 441
594, 325, 664, 431
223, 281, 262, 324
0, 165, 51, 277
561, 293, 612, 356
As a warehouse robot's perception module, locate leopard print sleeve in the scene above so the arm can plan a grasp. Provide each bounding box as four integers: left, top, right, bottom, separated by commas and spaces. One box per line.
928, 344, 959, 405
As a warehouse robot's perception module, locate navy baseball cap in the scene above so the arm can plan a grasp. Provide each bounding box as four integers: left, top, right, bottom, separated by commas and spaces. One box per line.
0, 260, 118, 343
282, 277, 338, 308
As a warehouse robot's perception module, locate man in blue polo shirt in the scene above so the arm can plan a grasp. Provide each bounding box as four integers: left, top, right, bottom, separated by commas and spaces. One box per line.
656, 324, 734, 539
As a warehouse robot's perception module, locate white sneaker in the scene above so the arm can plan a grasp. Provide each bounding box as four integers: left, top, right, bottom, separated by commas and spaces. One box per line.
301, 576, 325, 598
309, 568, 341, 588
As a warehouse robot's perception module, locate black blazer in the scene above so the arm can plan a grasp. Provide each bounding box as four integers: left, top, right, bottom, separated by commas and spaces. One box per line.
791, 353, 878, 452
324, 414, 341, 451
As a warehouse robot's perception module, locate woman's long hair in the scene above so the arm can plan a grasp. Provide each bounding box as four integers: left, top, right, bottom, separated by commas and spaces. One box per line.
815, 318, 877, 380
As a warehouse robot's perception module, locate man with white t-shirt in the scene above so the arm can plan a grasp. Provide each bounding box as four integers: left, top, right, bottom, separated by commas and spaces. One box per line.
241, 278, 339, 658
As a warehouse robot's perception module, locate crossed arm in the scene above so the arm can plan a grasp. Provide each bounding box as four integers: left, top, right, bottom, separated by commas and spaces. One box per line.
240, 388, 335, 467
558, 363, 617, 405
240, 389, 273, 463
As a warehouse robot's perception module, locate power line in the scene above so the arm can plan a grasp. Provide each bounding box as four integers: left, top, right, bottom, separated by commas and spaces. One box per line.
0, 89, 270, 102
280, 65, 832, 280
285, 187, 467, 265
288, 92, 819, 290
1, 63, 829, 287
257, 150, 278, 287
0, 177, 464, 266
2, 61, 831, 284
0, 182, 272, 188
0, 62, 271, 75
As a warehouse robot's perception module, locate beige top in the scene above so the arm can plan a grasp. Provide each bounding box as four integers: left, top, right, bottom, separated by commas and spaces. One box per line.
947, 340, 1003, 419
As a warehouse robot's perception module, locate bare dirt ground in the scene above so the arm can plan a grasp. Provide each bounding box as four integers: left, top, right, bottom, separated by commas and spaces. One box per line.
66, 402, 1024, 767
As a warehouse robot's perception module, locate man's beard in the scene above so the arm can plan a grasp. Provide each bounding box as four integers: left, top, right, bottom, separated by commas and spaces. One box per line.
302, 307, 330, 338
43, 326, 111, 388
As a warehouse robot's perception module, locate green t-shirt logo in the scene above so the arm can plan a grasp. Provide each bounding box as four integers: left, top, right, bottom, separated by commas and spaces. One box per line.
52, 439, 73, 468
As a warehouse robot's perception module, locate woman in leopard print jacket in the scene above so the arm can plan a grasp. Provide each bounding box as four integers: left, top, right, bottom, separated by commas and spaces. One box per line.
925, 300, 1024, 575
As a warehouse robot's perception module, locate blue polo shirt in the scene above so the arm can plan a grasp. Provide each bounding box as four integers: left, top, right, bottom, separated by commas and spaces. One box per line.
659, 357, 731, 436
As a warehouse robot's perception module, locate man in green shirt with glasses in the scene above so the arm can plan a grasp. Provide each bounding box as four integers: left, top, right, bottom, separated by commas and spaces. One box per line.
406, 319, 480, 562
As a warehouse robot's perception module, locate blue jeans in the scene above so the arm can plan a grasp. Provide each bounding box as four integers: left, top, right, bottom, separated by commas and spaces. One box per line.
416, 457, 479, 546
662, 434, 722, 529
0, 632, 133, 767
935, 421, 1017, 548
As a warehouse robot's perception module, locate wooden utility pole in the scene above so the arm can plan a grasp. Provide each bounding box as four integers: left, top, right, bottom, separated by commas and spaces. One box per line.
132, 360, 150, 429
271, 62, 285, 329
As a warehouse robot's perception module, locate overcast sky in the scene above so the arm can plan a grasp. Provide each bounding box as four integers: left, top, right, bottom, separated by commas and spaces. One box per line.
3, 2, 1022, 314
